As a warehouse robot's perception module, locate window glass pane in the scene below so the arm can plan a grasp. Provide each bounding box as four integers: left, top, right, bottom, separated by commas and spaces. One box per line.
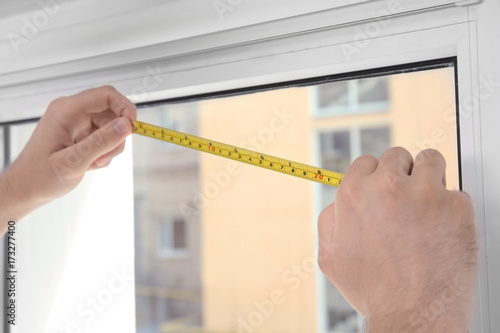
134, 103, 202, 332
9, 122, 38, 161
173, 219, 187, 249
318, 82, 349, 108
320, 131, 351, 173
133, 65, 459, 333
317, 77, 390, 115
358, 77, 389, 104
360, 127, 391, 156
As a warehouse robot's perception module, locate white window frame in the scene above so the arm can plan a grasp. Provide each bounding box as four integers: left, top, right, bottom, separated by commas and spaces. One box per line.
0, 1, 497, 332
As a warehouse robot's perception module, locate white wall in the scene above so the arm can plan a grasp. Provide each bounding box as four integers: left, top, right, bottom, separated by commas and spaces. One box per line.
7, 127, 135, 333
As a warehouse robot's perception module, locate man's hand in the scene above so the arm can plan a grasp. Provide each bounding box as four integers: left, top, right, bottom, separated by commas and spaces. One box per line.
0, 86, 137, 229
318, 147, 478, 332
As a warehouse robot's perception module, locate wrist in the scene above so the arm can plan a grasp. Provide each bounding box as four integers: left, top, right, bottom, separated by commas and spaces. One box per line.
0, 162, 43, 231
363, 273, 476, 333
366, 308, 472, 333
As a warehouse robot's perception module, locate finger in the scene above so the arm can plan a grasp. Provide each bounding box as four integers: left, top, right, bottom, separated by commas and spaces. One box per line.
91, 109, 122, 128
375, 147, 413, 179
70, 86, 137, 119
53, 117, 132, 178
90, 141, 126, 169
318, 202, 336, 277
412, 149, 447, 187
74, 110, 125, 144
344, 155, 379, 179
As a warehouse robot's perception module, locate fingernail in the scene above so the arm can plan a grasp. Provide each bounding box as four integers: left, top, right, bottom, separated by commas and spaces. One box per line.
114, 117, 130, 135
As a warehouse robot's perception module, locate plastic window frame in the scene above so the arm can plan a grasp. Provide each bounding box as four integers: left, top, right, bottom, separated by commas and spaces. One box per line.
0, 5, 491, 332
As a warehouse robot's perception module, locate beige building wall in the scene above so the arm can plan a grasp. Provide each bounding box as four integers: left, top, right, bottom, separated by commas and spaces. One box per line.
199, 88, 318, 332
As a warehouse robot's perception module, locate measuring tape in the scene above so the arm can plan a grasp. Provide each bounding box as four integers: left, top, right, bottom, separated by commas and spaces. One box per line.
131, 120, 344, 187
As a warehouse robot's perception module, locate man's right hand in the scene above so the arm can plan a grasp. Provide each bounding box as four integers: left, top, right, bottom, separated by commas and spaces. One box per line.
318, 147, 478, 332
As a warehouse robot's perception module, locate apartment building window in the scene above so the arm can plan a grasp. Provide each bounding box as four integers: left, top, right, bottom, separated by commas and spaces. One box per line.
319, 130, 351, 174
319, 126, 390, 331
157, 104, 198, 152
319, 127, 390, 173
158, 218, 187, 257
360, 127, 391, 155
316, 77, 390, 116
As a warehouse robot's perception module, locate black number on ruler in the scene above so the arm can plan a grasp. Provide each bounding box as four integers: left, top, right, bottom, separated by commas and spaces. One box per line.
228, 152, 232, 157
303, 171, 307, 176
270, 163, 273, 167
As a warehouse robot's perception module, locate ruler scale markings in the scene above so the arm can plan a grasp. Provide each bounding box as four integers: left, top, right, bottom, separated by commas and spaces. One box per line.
131, 120, 344, 187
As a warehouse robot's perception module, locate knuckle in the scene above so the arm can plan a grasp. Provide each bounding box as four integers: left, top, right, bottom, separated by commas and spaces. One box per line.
46, 97, 69, 113
100, 85, 118, 93
348, 154, 379, 176
416, 149, 445, 164
353, 154, 378, 166
384, 146, 412, 159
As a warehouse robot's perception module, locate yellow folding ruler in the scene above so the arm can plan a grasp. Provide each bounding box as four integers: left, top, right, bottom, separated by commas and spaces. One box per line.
131, 120, 344, 187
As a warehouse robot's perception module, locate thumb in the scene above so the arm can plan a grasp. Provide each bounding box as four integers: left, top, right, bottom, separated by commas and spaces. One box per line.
55, 117, 132, 179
